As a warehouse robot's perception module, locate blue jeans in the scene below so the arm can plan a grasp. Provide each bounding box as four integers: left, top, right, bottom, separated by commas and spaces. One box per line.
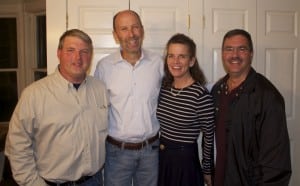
79, 169, 103, 186
104, 139, 159, 186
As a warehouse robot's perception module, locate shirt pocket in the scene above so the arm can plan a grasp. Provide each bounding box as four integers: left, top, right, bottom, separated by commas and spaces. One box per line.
84, 104, 108, 132
96, 104, 108, 132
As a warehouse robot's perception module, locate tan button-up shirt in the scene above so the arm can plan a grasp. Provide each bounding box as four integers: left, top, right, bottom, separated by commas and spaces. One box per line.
5, 69, 108, 186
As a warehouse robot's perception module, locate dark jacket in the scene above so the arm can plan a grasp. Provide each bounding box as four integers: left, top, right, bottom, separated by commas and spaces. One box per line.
211, 68, 292, 186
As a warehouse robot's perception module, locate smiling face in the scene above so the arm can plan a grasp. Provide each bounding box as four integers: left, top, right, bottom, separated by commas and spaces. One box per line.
222, 34, 253, 79
113, 10, 144, 60
166, 43, 195, 80
57, 36, 92, 83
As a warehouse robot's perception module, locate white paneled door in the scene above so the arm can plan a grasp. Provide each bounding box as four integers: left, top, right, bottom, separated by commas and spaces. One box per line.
47, 0, 300, 185
257, 1, 300, 185
67, 0, 128, 74
67, 0, 189, 74
130, 0, 189, 51
202, 0, 257, 83
203, 0, 300, 185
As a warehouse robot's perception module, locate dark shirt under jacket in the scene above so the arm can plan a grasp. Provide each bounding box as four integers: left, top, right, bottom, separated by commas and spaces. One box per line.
214, 81, 242, 186
212, 68, 291, 186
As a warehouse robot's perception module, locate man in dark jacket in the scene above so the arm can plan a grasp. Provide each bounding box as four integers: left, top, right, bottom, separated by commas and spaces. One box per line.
212, 29, 292, 186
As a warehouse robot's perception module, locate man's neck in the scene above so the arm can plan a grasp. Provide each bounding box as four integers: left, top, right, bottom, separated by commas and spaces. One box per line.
121, 50, 142, 66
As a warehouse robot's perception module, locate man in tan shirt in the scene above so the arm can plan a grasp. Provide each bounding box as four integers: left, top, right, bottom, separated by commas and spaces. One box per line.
5, 29, 108, 186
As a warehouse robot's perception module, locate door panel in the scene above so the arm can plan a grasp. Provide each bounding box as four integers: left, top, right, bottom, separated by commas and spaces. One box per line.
257, 0, 300, 185
67, 0, 128, 74
130, 0, 189, 54
203, 0, 256, 83
67, 0, 189, 74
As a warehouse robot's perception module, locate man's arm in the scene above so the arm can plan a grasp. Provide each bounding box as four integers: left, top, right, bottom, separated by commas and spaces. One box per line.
256, 93, 292, 186
5, 92, 47, 186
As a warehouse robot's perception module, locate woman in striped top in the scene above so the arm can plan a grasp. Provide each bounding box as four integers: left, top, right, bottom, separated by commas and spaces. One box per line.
157, 33, 215, 186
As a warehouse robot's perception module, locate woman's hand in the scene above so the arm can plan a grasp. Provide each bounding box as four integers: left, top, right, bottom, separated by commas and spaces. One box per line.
204, 174, 212, 186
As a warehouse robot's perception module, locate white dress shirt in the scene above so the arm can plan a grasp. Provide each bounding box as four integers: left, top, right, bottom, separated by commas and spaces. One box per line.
94, 49, 164, 142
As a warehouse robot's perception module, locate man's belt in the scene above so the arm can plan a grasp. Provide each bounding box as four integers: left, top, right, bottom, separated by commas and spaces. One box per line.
44, 175, 93, 186
106, 133, 159, 150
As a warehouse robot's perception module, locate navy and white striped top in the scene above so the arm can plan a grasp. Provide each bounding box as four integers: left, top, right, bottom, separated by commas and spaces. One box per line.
157, 81, 215, 173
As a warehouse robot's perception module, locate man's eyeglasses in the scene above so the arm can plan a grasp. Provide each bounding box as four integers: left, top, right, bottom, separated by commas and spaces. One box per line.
223, 46, 250, 53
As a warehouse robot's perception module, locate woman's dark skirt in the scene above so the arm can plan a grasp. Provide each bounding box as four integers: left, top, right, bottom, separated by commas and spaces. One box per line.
158, 137, 204, 186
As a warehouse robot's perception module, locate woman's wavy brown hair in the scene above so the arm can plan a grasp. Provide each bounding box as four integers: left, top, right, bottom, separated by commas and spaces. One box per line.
162, 33, 207, 88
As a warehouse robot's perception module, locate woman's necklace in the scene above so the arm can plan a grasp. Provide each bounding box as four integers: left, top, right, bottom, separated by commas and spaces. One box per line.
171, 76, 194, 96
170, 87, 183, 96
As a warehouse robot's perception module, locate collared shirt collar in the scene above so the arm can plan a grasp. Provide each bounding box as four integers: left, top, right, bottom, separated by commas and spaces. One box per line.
217, 67, 256, 96
113, 48, 147, 65
54, 66, 87, 91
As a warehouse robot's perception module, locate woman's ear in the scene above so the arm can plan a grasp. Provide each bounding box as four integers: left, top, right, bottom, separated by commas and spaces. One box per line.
189, 57, 196, 67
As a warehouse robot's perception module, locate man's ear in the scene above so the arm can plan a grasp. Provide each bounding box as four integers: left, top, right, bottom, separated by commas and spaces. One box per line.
113, 31, 119, 44
57, 49, 61, 59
